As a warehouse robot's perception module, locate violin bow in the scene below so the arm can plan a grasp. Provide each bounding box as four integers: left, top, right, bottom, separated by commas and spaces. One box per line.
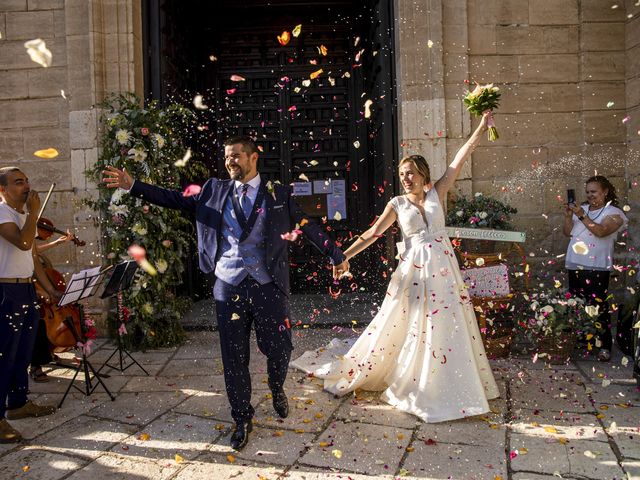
37, 182, 56, 222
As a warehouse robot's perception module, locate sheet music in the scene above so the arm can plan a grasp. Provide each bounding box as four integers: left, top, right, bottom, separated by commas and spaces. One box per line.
59, 266, 104, 305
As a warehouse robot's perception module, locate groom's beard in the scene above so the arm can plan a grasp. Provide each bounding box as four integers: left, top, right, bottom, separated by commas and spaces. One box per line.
228, 166, 245, 180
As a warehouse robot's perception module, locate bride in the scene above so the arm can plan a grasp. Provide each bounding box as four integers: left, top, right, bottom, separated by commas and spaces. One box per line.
292, 112, 500, 423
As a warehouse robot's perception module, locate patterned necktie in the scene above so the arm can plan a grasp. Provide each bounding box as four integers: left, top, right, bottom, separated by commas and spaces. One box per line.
239, 184, 251, 219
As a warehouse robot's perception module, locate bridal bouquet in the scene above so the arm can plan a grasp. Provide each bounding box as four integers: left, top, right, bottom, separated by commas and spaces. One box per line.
463, 83, 500, 141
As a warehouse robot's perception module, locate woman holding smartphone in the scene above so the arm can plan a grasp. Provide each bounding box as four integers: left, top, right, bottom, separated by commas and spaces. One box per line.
563, 175, 628, 361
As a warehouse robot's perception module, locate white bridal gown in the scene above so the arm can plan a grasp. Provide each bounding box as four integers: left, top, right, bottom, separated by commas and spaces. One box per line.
291, 188, 500, 423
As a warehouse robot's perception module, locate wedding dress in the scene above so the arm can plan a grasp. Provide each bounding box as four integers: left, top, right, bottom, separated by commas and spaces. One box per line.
291, 188, 500, 423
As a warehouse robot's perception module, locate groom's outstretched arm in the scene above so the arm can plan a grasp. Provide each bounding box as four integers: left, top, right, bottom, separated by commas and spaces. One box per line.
102, 165, 200, 212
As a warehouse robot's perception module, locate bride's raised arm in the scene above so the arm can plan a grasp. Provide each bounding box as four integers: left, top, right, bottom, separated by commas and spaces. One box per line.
343, 203, 397, 261
434, 111, 491, 200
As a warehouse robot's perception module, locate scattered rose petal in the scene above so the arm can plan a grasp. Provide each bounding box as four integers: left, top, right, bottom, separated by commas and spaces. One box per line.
138, 433, 151, 441
623, 204, 631, 212
231, 313, 240, 320
331, 449, 342, 458
622, 116, 631, 124
182, 184, 201, 197
174, 454, 184, 463
302, 79, 311, 87
318, 45, 328, 56
606, 101, 615, 108
33, 148, 59, 159
277, 31, 291, 46
299, 173, 309, 182
364, 99, 373, 118
583, 450, 597, 459
193, 94, 208, 110
310, 68, 323, 80
174, 148, 192, 167
226, 454, 236, 463
353, 140, 360, 148
230, 74, 246, 82
292, 24, 302, 37
334, 211, 342, 221
24, 38, 52, 67
571, 241, 589, 255
476, 257, 485, 266
226, 88, 237, 95
622, 356, 629, 366
427, 39, 434, 48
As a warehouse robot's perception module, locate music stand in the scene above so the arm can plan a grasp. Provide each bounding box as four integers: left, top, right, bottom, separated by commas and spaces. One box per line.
97, 261, 149, 376
57, 266, 115, 408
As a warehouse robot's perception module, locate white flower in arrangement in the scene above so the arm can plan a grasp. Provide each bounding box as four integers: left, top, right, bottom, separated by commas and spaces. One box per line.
110, 188, 124, 205
155, 259, 168, 274
115, 129, 132, 145
456, 210, 464, 217
131, 223, 147, 235
154, 133, 165, 149
567, 298, 577, 307
108, 203, 129, 217
142, 303, 154, 314
478, 211, 488, 219
540, 305, 554, 314
128, 147, 148, 163
474, 192, 483, 198
530, 301, 539, 311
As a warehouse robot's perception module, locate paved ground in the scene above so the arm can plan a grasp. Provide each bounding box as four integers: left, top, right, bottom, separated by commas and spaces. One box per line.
1, 327, 639, 480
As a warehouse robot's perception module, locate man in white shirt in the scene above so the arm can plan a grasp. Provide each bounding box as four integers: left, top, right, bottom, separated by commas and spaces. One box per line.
0, 167, 59, 443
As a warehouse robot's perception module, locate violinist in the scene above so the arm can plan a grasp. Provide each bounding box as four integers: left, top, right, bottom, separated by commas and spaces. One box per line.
29, 229, 74, 383
0, 167, 58, 444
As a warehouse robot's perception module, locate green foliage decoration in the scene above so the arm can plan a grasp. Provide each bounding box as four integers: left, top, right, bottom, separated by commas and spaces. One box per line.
85, 93, 207, 350
446, 192, 517, 231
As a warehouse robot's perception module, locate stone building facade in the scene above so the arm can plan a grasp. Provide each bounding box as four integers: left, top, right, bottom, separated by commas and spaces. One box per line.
0, 0, 639, 282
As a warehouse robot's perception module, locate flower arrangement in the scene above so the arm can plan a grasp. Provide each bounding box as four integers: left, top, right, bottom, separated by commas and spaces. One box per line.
463, 83, 501, 141
85, 93, 207, 350
446, 192, 517, 231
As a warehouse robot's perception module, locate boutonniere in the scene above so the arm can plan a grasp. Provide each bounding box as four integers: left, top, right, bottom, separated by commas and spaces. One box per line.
266, 180, 277, 200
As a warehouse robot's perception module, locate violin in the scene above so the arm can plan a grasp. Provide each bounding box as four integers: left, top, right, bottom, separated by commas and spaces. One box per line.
37, 217, 85, 246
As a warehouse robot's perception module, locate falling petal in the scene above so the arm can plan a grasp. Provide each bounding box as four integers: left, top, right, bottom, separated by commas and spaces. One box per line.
606, 101, 615, 108
310, 68, 323, 80
33, 148, 59, 159
334, 211, 342, 221
427, 39, 434, 48
318, 45, 328, 56
299, 173, 309, 182
127, 244, 146, 262
622, 116, 631, 124
174, 148, 192, 167
230, 74, 246, 82
60, 89, 66, 99
193, 94, 208, 110
572, 241, 589, 255
24, 38, 52, 68
331, 449, 342, 458
277, 31, 291, 46
209, 54, 218, 62
364, 99, 373, 118
174, 454, 184, 463
182, 184, 202, 197
292, 24, 302, 37
302, 79, 311, 87
475, 257, 485, 266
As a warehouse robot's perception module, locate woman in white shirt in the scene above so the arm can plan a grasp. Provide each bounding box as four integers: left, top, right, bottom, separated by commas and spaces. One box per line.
564, 175, 628, 362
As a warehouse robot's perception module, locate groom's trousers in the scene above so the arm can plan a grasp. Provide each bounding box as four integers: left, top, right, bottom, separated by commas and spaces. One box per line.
214, 277, 293, 423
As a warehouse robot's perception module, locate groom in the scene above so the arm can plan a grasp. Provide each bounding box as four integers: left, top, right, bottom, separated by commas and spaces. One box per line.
103, 136, 348, 450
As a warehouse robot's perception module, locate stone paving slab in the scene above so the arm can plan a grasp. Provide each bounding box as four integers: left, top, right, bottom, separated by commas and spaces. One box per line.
230, 426, 316, 466
86, 391, 193, 426
401, 440, 507, 480
509, 409, 607, 442
172, 455, 284, 479
299, 420, 413, 475
0, 446, 89, 480
65, 453, 179, 480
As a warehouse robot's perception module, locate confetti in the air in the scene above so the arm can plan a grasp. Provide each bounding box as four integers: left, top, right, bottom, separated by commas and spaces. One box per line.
277, 31, 291, 46
24, 38, 52, 67
364, 99, 373, 118
33, 148, 59, 159
174, 148, 192, 167
292, 24, 302, 37
427, 40, 434, 48
230, 74, 246, 82
310, 69, 323, 80
193, 95, 208, 110
572, 241, 589, 255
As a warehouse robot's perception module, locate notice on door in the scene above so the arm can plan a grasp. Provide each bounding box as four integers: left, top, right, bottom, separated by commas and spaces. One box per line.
292, 182, 313, 196
327, 179, 347, 221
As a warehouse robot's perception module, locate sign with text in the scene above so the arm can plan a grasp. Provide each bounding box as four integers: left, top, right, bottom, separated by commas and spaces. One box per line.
446, 227, 526, 243
462, 263, 510, 298
292, 182, 313, 196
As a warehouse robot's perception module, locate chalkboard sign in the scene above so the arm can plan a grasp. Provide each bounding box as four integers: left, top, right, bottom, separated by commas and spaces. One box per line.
462, 264, 510, 298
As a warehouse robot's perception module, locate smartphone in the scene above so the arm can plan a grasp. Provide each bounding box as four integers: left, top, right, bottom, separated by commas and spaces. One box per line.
567, 188, 576, 205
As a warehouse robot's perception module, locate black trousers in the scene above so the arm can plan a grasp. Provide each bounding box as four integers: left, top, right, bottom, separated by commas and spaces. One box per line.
0, 283, 39, 417
213, 277, 292, 423
567, 269, 612, 351
31, 318, 53, 368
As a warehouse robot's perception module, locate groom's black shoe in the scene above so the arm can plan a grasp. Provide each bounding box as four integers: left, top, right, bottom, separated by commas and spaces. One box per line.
272, 389, 289, 418
230, 420, 252, 450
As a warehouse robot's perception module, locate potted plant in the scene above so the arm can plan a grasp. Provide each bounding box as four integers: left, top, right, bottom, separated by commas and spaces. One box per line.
516, 286, 595, 364
446, 192, 517, 253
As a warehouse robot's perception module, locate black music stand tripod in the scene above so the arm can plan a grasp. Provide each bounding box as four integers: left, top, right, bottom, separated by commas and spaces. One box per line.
97, 261, 149, 376
58, 266, 115, 408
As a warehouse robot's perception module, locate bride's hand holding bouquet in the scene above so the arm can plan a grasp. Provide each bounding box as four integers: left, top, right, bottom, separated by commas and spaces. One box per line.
463, 83, 500, 142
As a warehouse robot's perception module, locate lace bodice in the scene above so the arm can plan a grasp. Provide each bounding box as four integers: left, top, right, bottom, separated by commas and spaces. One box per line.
389, 188, 446, 239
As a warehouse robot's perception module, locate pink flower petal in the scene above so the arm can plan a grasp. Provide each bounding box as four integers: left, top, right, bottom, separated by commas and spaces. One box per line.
182, 184, 202, 197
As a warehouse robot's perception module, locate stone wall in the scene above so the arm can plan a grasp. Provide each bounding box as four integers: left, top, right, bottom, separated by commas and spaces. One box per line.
396, 0, 638, 279
0, 0, 143, 287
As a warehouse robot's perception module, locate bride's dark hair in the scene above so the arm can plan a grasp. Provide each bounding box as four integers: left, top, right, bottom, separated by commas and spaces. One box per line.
399, 155, 431, 184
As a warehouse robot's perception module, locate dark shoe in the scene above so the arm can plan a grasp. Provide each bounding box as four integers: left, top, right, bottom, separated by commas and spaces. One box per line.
272, 389, 289, 418
29, 367, 49, 383
6, 401, 56, 420
597, 349, 611, 362
230, 420, 252, 450
0, 420, 22, 443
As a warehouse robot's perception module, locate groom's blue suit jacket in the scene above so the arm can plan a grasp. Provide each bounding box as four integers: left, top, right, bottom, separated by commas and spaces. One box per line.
130, 178, 346, 296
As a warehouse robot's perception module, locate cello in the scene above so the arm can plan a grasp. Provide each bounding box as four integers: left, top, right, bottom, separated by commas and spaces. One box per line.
33, 184, 85, 352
